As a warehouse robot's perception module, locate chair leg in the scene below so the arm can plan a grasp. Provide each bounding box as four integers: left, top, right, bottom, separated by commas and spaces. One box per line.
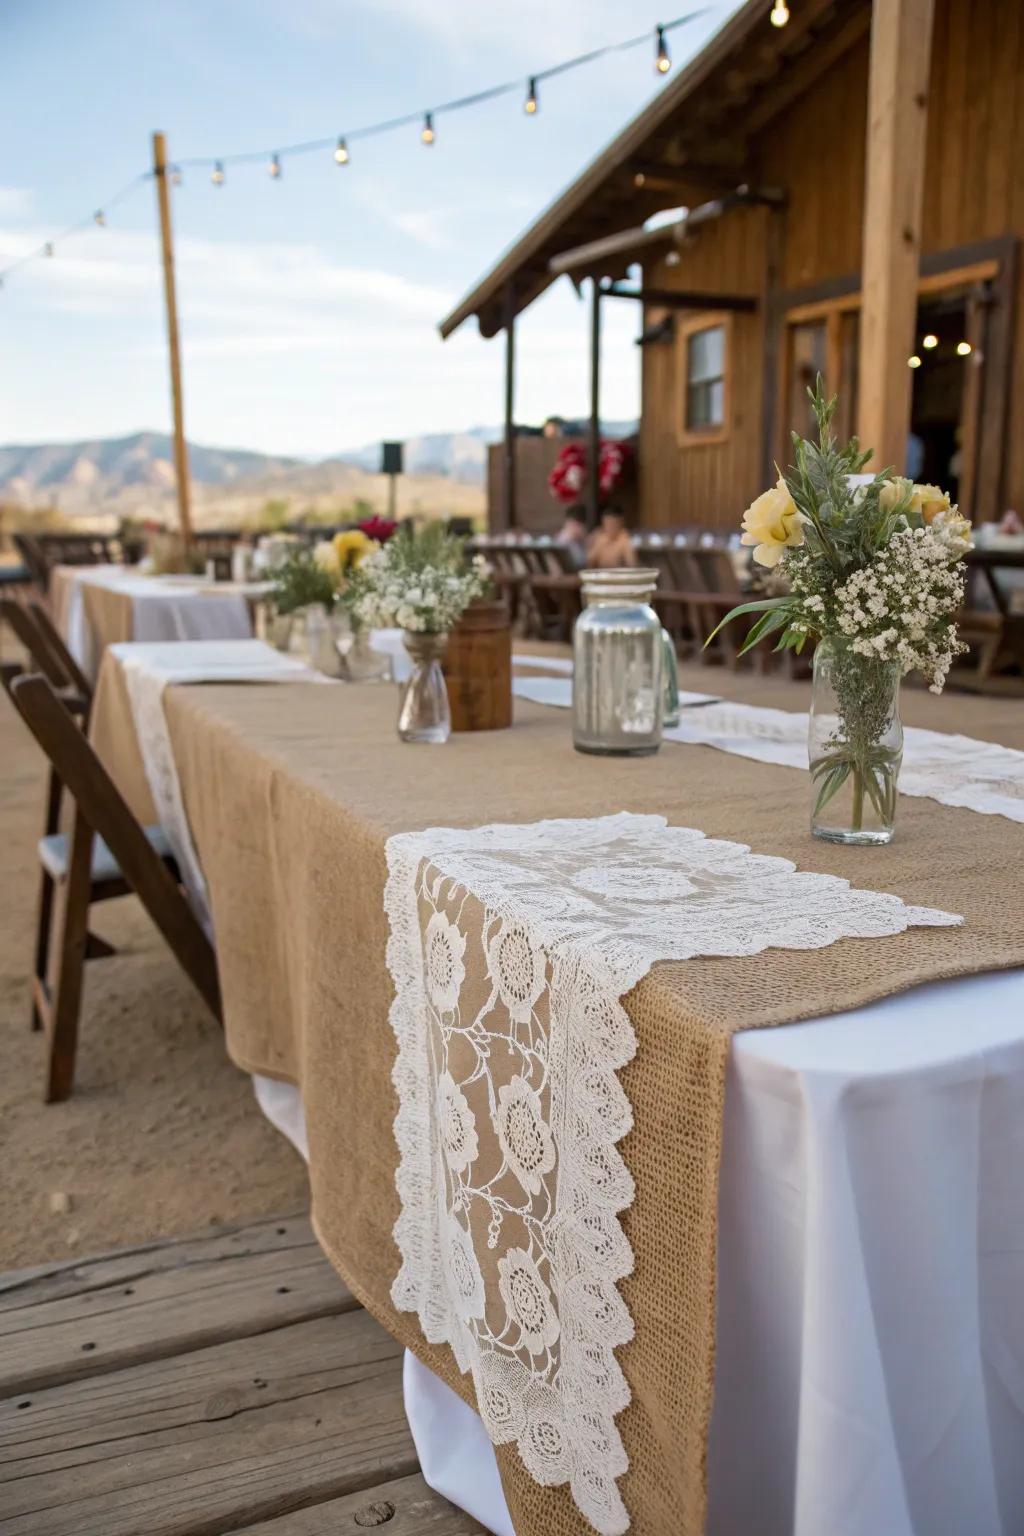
31, 870, 55, 1031
44, 813, 94, 1103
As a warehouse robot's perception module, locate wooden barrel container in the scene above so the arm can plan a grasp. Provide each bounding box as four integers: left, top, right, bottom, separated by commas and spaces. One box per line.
443, 599, 513, 731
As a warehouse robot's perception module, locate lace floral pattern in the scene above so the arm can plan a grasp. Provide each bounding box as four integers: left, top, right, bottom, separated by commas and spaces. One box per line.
384, 812, 960, 1535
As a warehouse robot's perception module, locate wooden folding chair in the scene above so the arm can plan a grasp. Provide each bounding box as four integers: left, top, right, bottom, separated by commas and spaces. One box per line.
8, 673, 221, 1102
0, 597, 91, 720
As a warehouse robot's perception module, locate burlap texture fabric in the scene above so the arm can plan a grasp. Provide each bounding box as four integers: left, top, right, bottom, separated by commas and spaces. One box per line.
90, 648, 158, 825
151, 679, 1024, 1536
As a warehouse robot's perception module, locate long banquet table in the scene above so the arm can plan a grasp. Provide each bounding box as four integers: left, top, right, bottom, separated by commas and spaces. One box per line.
89, 644, 1024, 1536
50, 563, 257, 681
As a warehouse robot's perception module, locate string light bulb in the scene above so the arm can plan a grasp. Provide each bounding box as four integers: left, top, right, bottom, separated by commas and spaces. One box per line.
922, 333, 938, 349
655, 25, 671, 73
43, 242, 54, 258
421, 112, 435, 145
171, 167, 183, 186
908, 354, 922, 369
770, 2, 790, 25
93, 209, 106, 227
957, 340, 973, 356
269, 153, 282, 179
334, 136, 349, 165
524, 77, 538, 114
211, 161, 225, 186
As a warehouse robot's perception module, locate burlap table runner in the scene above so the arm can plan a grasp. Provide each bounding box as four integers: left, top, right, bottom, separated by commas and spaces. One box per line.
151, 680, 1024, 1536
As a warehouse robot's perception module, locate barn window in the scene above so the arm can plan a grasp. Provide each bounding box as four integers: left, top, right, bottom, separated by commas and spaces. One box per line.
685, 322, 727, 431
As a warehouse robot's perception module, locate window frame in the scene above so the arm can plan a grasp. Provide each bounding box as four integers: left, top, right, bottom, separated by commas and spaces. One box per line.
678, 311, 732, 447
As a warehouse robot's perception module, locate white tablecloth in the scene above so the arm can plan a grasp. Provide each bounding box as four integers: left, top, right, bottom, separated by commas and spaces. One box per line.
61, 565, 253, 681
253, 963, 1024, 1536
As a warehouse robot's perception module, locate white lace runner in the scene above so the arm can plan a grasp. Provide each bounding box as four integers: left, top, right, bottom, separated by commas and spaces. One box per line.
116, 640, 324, 934
509, 674, 1024, 823
384, 811, 960, 1535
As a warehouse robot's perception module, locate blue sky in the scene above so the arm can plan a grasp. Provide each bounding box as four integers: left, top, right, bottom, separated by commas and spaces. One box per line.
0, 0, 740, 457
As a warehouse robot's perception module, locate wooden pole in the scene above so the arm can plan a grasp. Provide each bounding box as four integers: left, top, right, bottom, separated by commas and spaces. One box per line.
588, 278, 601, 528
856, 0, 935, 473
502, 282, 516, 532
152, 132, 193, 546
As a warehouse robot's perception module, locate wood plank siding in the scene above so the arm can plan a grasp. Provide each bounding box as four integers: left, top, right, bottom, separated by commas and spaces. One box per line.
639, 0, 1024, 530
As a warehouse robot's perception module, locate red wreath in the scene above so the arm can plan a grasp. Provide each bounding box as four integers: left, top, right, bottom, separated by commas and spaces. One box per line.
548, 439, 631, 505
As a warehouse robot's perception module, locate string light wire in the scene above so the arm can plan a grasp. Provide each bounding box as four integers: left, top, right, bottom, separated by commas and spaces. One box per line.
0, 10, 710, 285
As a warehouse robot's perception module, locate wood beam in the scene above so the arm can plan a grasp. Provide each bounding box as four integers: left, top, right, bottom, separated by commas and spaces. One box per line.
501, 283, 516, 531
588, 280, 601, 528
606, 284, 757, 313
857, 0, 936, 472
151, 133, 193, 547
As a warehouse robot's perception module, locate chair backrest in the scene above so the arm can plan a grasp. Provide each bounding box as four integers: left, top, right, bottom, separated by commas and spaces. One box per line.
14, 531, 119, 592
0, 597, 89, 713
9, 673, 221, 1023
27, 600, 93, 699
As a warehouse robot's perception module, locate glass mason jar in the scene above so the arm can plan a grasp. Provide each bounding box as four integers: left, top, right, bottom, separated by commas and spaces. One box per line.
398, 631, 451, 744
333, 615, 393, 683
661, 627, 681, 729
808, 637, 903, 845
573, 568, 663, 756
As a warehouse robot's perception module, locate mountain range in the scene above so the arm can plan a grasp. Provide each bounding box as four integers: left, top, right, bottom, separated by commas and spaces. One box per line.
0, 420, 637, 528
0, 429, 496, 526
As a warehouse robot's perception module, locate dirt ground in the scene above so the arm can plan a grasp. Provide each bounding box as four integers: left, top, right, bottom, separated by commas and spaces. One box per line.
0, 686, 308, 1271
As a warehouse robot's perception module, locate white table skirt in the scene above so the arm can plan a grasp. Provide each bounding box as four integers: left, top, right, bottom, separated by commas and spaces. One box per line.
253, 966, 1024, 1536
62, 566, 252, 680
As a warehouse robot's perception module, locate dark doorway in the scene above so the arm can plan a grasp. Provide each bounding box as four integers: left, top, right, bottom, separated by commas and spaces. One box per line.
908, 294, 974, 503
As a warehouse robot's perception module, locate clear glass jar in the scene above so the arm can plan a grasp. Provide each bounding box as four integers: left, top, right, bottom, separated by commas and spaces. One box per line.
573, 568, 663, 756
398, 631, 451, 744
661, 627, 680, 729
808, 637, 903, 845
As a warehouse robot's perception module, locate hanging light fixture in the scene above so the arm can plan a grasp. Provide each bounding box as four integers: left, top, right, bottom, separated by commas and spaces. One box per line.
524, 77, 539, 114
93, 209, 106, 227
957, 340, 973, 356
655, 25, 671, 73
211, 161, 225, 186
908, 354, 922, 369
421, 112, 435, 145
922, 332, 938, 349
770, 2, 790, 25
171, 167, 183, 186
269, 153, 282, 178
334, 136, 350, 165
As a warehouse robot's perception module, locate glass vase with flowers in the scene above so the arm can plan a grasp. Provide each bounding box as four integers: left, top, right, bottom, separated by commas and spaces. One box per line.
710, 379, 971, 844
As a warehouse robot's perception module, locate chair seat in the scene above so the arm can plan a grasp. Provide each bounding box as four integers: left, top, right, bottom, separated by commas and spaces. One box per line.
38, 825, 173, 884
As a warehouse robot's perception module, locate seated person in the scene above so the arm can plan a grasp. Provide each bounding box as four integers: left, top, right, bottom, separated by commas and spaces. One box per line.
586, 507, 638, 569
555, 509, 588, 569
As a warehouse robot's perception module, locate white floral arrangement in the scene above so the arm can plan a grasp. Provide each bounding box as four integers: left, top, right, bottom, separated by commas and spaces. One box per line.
715, 379, 972, 692
341, 522, 490, 635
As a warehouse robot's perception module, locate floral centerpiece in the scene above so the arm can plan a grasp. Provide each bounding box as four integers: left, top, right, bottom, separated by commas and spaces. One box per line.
341, 522, 490, 743
266, 529, 378, 666
713, 380, 971, 844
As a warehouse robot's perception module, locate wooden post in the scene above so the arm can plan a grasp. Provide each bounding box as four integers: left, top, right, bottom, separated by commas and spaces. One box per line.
588, 278, 601, 528
502, 282, 516, 532
152, 132, 193, 546
856, 0, 935, 472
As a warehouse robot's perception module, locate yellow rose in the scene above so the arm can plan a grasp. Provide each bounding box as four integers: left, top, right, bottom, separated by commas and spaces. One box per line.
313, 539, 341, 578
740, 477, 804, 567
333, 529, 375, 570
909, 483, 953, 524
879, 475, 912, 513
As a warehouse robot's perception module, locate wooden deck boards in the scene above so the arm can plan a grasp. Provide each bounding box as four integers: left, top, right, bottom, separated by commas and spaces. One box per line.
0, 1215, 485, 1536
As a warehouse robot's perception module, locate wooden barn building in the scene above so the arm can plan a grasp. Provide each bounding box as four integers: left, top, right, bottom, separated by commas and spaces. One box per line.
439, 0, 1023, 535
